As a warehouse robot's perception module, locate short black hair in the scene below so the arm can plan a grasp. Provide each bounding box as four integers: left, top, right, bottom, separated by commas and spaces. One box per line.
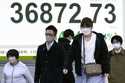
80, 17, 93, 28
46, 25, 57, 36
7, 49, 19, 59
111, 35, 123, 44
63, 29, 74, 38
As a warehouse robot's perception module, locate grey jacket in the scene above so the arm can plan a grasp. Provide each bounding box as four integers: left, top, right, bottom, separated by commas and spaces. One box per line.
1, 61, 33, 83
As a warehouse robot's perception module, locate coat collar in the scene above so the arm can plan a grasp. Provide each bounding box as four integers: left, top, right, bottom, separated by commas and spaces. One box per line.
112, 48, 125, 56
43, 40, 57, 52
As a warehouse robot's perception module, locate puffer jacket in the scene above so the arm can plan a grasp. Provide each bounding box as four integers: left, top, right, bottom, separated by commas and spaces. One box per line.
1, 61, 33, 83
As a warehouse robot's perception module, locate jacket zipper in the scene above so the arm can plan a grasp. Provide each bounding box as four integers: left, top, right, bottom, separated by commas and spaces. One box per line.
11, 66, 15, 83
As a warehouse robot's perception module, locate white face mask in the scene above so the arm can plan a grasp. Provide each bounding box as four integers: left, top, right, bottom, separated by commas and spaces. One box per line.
112, 43, 121, 49
70, 39, 73, 45
8, 57, 17, 64
46, 35, 55, 43
81, 28, 92, 35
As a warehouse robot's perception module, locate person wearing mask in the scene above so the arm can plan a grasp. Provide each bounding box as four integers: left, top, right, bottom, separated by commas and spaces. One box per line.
72, 17, 110, 83
108, 35, 125, 83
1, 49, 33, 83
58, 29, 75, 83
34, 25, 63, 83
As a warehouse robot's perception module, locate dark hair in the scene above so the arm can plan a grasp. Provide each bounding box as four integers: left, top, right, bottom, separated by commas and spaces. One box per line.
7, 49, 19, 59
46, 25, 57, 36
80, 17, 93, 28
111, 35, 123, 44
63, 29, 74, 38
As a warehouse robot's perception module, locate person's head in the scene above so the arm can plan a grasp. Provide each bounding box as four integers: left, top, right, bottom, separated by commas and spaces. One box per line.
45, 25, 57, 43
111, 35, 123, 50
63, 29, 74, 41
7, 49, 19, 65
80, 17, 93, 36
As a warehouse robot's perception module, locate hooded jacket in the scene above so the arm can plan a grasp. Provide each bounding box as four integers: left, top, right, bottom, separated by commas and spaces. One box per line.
72, 32, 110, 76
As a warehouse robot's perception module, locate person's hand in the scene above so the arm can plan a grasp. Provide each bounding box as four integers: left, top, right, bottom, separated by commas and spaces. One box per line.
63, 69, 68, 74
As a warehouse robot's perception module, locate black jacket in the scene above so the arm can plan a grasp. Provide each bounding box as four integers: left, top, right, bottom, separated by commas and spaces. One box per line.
58, 38, 74, 72
72, 32, 110, 76
34, 41, 63, 83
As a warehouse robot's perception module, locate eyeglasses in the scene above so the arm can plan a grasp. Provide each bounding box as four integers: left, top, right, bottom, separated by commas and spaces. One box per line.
45, 33, 54, 36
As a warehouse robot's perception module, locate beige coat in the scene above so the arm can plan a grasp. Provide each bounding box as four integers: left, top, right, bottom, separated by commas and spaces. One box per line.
109, 48, 125, 83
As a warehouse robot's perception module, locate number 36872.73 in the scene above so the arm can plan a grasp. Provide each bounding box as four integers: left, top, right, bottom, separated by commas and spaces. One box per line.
11, 2, 116, 24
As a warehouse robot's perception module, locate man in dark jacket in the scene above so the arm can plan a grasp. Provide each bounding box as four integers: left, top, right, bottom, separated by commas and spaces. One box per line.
34, 25, 63, 83
58, 29, 75, 83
